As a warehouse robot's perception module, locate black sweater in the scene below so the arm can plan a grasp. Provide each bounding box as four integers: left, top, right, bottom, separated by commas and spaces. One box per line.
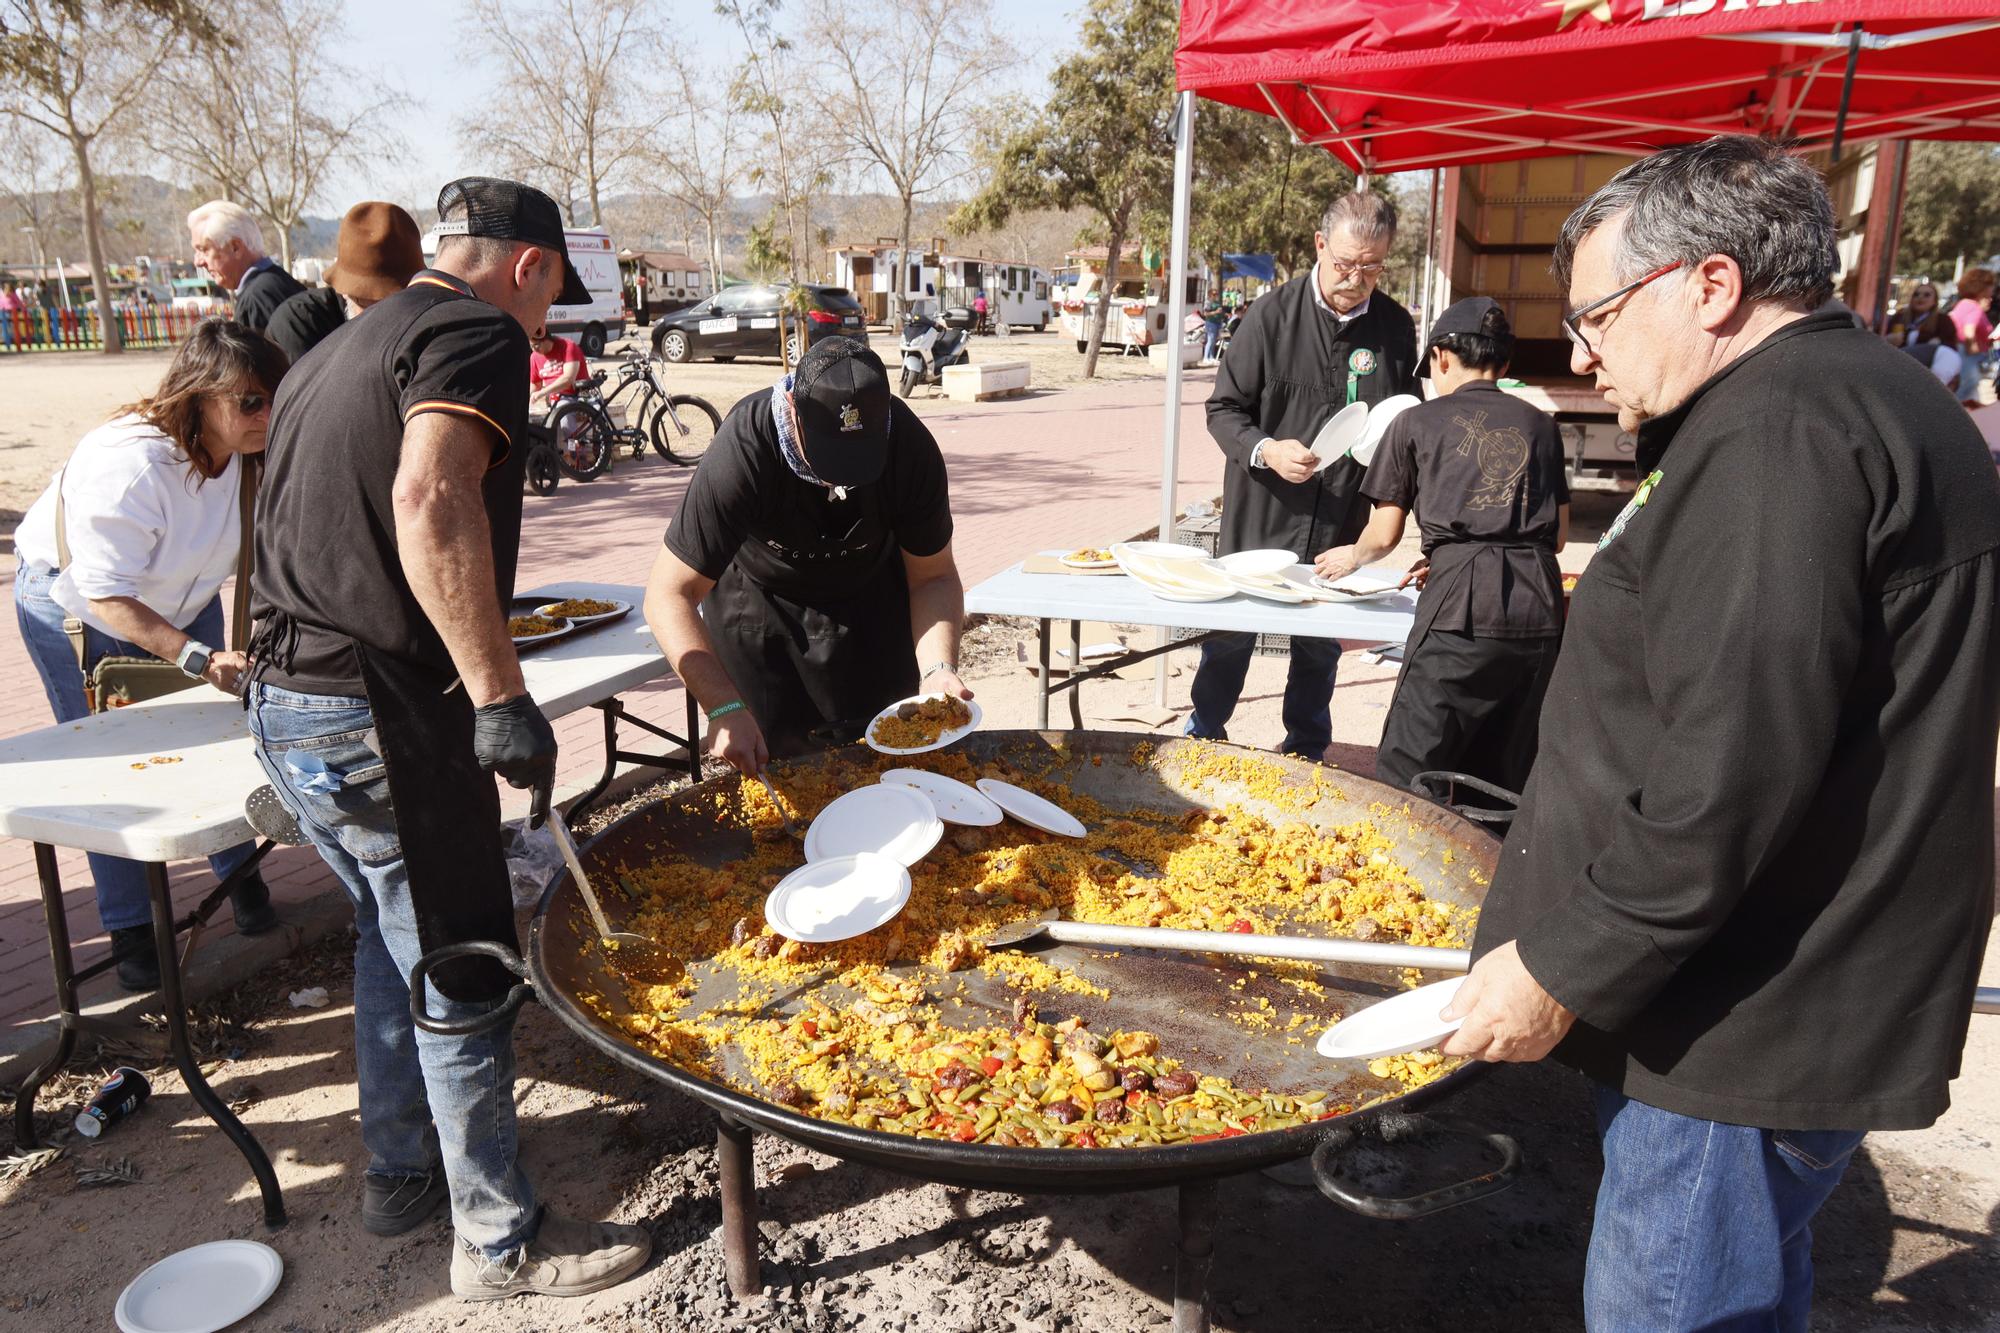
1474, 310, 2000, 1131
1205, 276, 1418, 557
233, 261, 306, 335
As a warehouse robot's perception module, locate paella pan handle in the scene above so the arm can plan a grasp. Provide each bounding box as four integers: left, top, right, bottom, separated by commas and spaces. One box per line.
409, 940, 537, 1037
1409, 772, 1521, 833
1310, 1112, 1521, 1220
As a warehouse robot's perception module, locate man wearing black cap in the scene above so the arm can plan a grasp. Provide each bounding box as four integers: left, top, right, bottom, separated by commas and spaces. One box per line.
1316, 296, 1569, 795
245, 177, 651, 1300
645, 335, 968, 770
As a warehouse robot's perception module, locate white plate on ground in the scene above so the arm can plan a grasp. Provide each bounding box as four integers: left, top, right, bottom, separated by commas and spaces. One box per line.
1317, 977, 1466, 1061
116, 1239, 284, 1333
765, 853, 913, 943
1352, 394, 1422, 466
1215, 549, 1298, 578
1309, 401, 1369, 472
881, 769, 1003, 826
1111, 540, 1210, 563
804, 784, 944, 865
1058, 550, 1119, 569
533, 597, 632, 625
1308, 573, 1406, 602
976, 778, 1086, 838
864, 693, 984, 755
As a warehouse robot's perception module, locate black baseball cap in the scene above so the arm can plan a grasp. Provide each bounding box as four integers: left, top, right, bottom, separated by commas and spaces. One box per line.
432, 177, 591, 306
1424, 295, 1503, 354
792, 337, 892, 487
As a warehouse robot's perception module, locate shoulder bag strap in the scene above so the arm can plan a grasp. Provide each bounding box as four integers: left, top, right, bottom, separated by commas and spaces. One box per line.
230, 455, 257, 653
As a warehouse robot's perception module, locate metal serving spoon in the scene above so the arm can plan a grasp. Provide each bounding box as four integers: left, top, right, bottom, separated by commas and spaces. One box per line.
757, 772, 801, 839
531, 786, 675, 978
983, 909, 1470, 973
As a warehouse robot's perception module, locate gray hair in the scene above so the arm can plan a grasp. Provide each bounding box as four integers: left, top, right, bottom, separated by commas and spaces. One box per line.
1552, 136, 1836, 310
187, 200, 268, 257
1320, 190, 1398, 246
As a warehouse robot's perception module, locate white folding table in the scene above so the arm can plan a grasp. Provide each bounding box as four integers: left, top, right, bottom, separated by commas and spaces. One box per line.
0, 582, 688, 1229
964, 556, 1420, 728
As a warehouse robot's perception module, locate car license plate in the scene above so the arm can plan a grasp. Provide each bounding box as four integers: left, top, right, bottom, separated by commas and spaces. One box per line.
844, 316, 860, 325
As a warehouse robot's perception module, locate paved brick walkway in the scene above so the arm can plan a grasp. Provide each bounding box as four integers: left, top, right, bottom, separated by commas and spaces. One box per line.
0, 370, 1223, 1038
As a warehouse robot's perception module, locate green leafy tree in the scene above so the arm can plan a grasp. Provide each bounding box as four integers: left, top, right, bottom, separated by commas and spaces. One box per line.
1898, 141, 2000, 280
952, 0, 1177, 378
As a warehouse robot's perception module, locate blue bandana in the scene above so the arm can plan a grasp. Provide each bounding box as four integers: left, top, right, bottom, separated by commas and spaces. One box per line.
770, 377, 848, 500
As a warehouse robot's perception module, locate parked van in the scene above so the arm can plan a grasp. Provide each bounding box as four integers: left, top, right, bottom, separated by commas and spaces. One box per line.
421, 225, 625, 356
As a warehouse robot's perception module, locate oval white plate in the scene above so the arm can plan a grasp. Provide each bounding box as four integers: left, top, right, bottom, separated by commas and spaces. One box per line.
864, 693, 984, 756
1317, 977, 1466, 1061
1222, 571, 1315, 603
116, 1239, 284, 1333
533, 597, 632, 625
881, 769, 1003, 826
1309, 401, 1369, 472
1352, 394, 1422, 466
509, 617, 576, 649
976, 778, 1086, 838
1215, 549, 1298, 578
765, 853, 913, 943
804, 784, 944, 865
1309, 573, 1405, 602
1111, 540, 1209, 563
1058, 552, 1119, 570
1121, 556, 1236, 602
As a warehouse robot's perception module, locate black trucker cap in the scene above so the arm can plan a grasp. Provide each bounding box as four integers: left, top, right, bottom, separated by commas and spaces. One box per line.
432, 177, 591, 306
1424, 295, 1503, 353
792, 336, 892, 488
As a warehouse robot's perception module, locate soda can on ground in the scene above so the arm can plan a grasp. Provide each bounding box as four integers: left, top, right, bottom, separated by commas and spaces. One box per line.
75, 1067, 151, 1139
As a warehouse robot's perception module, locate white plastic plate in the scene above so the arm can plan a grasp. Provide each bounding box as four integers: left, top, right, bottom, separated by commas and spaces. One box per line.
976, 778, 1086, 838
1317, 977, 1466, 1061
803, 784, 944, 865
509, 616, 575, 649
1058, 551, 1119, 569
864, 693, 984, 756
1351, 394, 1422, 467
116, 1239, 284, 1333
765, 853, 913, 943
1215, 549, 1298, 578
533, 597, 632, 625
881, 769, 1003, 826
1111, 540, 1209, 562
1222, 571, 1315, 604
1119, 556, 1236, 603
1308, 573, 1405, 602
1309, 401, 1369, 472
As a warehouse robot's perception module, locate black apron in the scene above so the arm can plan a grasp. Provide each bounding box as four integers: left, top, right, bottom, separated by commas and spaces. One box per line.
705, 500, 920, 758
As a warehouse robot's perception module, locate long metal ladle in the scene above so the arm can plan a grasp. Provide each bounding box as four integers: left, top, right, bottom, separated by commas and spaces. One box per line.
983, 909, 1470, 972
531, 784, 675, 979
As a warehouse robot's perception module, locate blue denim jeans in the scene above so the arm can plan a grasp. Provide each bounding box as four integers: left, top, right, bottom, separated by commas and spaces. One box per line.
1586, 1084, 1865, 1332
1185, 632, 1340, 760
14, 563, 258, 931
245, 680, 537, 1257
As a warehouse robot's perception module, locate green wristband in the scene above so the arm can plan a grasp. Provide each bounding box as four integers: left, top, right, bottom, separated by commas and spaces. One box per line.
706, 700, 746, 722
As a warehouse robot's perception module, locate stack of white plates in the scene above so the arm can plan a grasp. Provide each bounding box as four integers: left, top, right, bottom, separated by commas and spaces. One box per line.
1110, 542, 1237, 603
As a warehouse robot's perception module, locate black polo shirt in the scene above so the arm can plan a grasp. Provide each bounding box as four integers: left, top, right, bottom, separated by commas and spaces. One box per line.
252, 270, 529, 694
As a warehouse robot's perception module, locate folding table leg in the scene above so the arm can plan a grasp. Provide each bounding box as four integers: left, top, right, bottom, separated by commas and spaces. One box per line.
1036, 618, 1052, 730
13, 843, 79, 1150
146, 861, 287, 1230
1069, 620, 1085, 729
685, 693, 702, 778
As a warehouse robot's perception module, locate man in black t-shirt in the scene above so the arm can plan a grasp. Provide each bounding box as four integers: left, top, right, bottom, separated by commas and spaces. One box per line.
645, 336, 968, 770
246, 177, 651, 1301
1314, 297, 1569, 796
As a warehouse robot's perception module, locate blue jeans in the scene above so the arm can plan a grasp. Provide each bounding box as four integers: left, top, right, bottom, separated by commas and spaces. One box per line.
14, 563, 258, 931
1202, 317, 1222, 360
1185, 632, 1340, 760
1586, 1085, 1865, 1332
245, 680, 537, 1257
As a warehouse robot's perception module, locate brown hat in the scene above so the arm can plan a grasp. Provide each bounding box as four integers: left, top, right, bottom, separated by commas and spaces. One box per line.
324, 201, 424, 304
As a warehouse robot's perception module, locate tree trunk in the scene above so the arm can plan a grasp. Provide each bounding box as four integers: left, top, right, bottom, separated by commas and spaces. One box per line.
895, 192, 914, 325
72, 138, 122, 355
275, 221, 293, 268
1083, 213, 1126, 381
704, 211, 722, 294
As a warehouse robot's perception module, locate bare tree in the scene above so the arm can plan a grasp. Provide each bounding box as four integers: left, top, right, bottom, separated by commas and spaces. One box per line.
0, 115, 70, 269
1, 0, 217, 352
458, 0, 665, 227
646, 47, 744, 293
146, 0, 405, 266
807, 0, 1000, 320
719, 0, 815, 282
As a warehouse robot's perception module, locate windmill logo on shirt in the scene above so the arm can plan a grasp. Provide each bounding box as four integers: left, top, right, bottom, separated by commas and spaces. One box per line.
838, 402, 862, 432
1451, 409, 1532, 511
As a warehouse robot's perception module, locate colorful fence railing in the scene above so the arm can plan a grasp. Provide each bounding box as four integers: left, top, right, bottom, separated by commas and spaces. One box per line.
0, 303, 231, 353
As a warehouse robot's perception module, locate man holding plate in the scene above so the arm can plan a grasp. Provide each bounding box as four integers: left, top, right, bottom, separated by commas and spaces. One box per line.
1193, 189, 1421, 761
645, 336, 970, 771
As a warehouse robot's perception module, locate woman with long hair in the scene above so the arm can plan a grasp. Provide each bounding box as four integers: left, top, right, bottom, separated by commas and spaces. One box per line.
13, 319, 289, 990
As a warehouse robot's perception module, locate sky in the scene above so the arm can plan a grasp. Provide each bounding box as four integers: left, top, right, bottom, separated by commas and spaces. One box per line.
321, 0, 1082, 212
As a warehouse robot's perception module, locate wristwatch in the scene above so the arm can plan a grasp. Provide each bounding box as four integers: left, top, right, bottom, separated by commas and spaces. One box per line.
176, 640, 214, 681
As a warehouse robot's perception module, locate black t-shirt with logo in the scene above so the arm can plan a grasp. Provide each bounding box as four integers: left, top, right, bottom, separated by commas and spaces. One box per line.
1362, 379, 1569, 637
252, 270, 529, 693
665, 390, 953, 602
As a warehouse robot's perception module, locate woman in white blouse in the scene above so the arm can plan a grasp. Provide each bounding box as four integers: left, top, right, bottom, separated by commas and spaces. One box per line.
14, 320, 288, 991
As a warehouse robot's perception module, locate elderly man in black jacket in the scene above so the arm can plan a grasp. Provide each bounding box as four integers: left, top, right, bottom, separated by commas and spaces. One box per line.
1192, 190, 1419, 760
1442, 136, 2000, 1330
188, 199, 304, 334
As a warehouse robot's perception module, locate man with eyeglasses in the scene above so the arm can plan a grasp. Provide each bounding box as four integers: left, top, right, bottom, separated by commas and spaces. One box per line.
1440, 135, 2000, 1329
1194, 189, 1420, 761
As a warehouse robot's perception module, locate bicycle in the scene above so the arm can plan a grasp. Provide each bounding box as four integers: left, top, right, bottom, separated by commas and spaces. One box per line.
594, 346, 721, 465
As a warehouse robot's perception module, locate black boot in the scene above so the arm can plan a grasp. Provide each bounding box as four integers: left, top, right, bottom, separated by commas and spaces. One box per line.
230, 871, 279, 935
109, 925, 160, 993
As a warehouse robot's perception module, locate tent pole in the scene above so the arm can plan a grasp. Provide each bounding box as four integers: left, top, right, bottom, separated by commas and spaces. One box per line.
1830, 25, 1865, 162
1420, 167, 1440, 343
1155, 90, 1198, 709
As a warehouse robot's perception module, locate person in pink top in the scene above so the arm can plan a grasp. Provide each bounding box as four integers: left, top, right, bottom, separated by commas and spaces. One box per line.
1948, 268, 1993, 406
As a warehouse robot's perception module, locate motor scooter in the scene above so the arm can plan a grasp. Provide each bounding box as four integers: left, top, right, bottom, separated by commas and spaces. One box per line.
898, 311, 971, 397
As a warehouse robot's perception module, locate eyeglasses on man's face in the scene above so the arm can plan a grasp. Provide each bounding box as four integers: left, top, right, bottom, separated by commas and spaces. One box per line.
1324, 258, 1387, 278
1563, 261, 1684, 359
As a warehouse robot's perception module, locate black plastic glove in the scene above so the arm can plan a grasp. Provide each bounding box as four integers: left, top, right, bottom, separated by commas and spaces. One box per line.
472, 694, 557, 794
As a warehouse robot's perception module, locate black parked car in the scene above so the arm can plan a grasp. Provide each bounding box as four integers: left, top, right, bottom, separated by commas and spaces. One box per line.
651, 283, 868, 364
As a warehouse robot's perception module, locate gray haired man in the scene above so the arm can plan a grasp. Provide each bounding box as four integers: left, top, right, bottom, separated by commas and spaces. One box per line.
1193, 190, 1420, 759
1441, 135, 2000, 1328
